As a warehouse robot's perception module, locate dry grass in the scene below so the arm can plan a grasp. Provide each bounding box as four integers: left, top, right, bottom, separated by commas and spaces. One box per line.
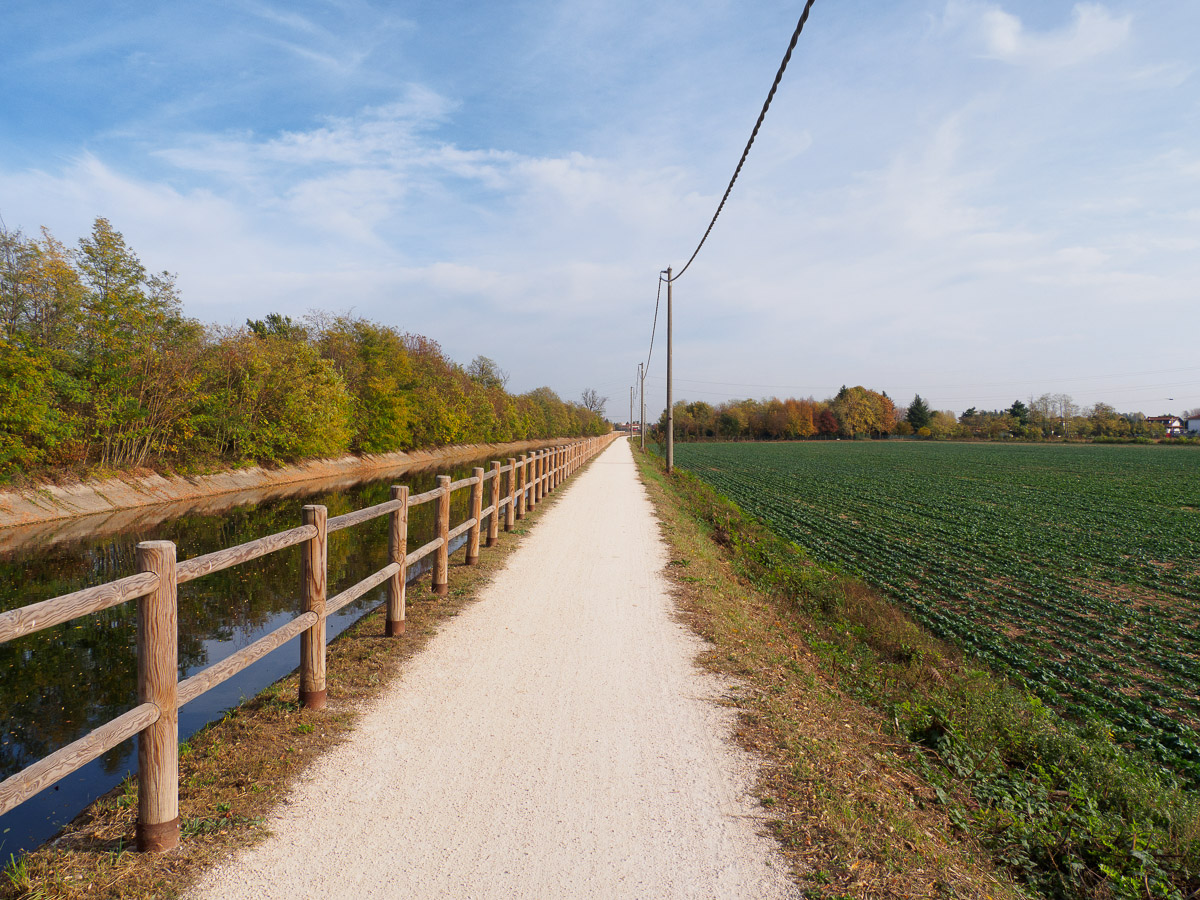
633, 446, 1025, 900
1, 483, 574, 900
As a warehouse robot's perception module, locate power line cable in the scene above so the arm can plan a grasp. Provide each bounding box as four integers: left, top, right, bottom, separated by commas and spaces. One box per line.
646, 363, 1200, 392
642, 376, 1200, 405
644, 271, 667, 372
670, 0, 817, 283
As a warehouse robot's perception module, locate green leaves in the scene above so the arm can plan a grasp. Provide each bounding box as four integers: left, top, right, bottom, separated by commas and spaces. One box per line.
677, 440, 1200, 786
0, 217, 611, 481
0, 338, 74, 477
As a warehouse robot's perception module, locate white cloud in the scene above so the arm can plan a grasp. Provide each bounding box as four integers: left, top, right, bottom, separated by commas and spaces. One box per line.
1054, 245, 1107, 268
2, 0, 1198, 415
158, 88, 452, 176
947, 2, 1131, 68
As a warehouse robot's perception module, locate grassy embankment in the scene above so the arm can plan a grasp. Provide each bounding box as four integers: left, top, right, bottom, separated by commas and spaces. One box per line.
632, 442, 1199, 900
0, 475, 576, 900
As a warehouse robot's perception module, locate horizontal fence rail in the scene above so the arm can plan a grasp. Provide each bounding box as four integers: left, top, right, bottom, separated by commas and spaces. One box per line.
0, 434, 615, 852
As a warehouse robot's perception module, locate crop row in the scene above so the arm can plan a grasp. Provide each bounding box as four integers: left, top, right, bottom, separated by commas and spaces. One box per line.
674, 441, 1200, 784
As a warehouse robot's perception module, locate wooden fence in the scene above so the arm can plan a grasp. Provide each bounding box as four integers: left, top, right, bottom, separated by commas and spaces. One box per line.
0, 434, 615, 852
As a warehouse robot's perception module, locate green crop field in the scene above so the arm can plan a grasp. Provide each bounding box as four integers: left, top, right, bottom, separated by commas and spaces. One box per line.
673, 440, 1200, 783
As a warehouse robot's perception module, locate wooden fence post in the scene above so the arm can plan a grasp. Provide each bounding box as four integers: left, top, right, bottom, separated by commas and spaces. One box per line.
433, 475, 451, 595
530, 451, 540, 508
532, 451, 542, 506
538, 450, 546, 503
516, 454, 527, 519
467, 467, 484, 565
135, 540, 179, 853
300, 505, 328, 710
505, 457, 517, 531
488, 461, 501, 547
387, 485, 408, 636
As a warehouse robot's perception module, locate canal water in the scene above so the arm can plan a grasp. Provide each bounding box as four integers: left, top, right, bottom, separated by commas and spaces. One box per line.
0, 451, 529, 857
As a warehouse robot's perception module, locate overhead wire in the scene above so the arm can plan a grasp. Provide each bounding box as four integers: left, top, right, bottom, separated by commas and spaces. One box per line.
644, 270, 667, 373
640, 2, 817, 418
645, 364, 1200, 392
641, 374, 1200, 405
669, 0, 817, 283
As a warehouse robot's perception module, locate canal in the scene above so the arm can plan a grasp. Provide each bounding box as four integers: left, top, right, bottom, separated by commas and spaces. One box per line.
0, 450, 529, 857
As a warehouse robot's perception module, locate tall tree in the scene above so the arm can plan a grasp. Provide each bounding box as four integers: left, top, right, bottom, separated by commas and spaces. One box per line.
0, 220, 34, 339
906, 394, 932, 430
75, 218, 194, 467
816, 408, 839, 436
717, 404, 747, 439
26, 228, 84, 352
876, 392, 897, 434
1008, 399, 1030, 427
313, 315, 414, 453
580, 388, 608, 416
783, 398, 816, 438
466, 355, 509, 390
247, 312, 307, 341
830, 385, 883, 437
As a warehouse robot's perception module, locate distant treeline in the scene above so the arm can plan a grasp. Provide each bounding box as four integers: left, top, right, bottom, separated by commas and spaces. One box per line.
656, 387, 895, 440
0, 217, 607, 482
655, 388, 1190, 442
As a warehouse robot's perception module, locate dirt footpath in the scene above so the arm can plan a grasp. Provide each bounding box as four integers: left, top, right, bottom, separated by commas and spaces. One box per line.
187, 439, 798, 900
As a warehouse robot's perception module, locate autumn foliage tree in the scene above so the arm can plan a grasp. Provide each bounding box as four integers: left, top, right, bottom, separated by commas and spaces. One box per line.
829, 385, 896, 437
658, 388, 895, 443
0, 215, 607, 482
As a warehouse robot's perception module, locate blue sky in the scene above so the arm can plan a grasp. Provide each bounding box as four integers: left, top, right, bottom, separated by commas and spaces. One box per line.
2, 1, 1198, 418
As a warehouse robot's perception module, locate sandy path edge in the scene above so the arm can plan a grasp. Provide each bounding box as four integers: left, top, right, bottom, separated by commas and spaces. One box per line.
186, 439, 799, 900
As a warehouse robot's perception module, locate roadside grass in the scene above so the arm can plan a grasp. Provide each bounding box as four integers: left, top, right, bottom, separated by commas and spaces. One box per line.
0, 477, 579, 900
632, 442, 1200, 899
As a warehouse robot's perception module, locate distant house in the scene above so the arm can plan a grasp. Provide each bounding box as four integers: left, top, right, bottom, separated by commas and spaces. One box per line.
1146, 415, 1185, 436
1188, 415, 1200, 435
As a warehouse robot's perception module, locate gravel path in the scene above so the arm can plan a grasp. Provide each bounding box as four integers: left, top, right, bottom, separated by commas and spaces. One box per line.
188, 439, 798, 900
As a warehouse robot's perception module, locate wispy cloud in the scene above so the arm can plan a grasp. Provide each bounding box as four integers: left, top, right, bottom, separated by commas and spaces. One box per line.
1, 1, 1197, 412
946, 2, 1131, 68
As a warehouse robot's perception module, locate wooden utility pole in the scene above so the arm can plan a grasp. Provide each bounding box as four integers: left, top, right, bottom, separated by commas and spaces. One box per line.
666, 266, 674, 474
639, 362, 645, 450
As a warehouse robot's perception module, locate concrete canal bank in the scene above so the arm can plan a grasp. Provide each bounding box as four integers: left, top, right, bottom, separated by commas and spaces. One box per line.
0, 438, 570, 534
